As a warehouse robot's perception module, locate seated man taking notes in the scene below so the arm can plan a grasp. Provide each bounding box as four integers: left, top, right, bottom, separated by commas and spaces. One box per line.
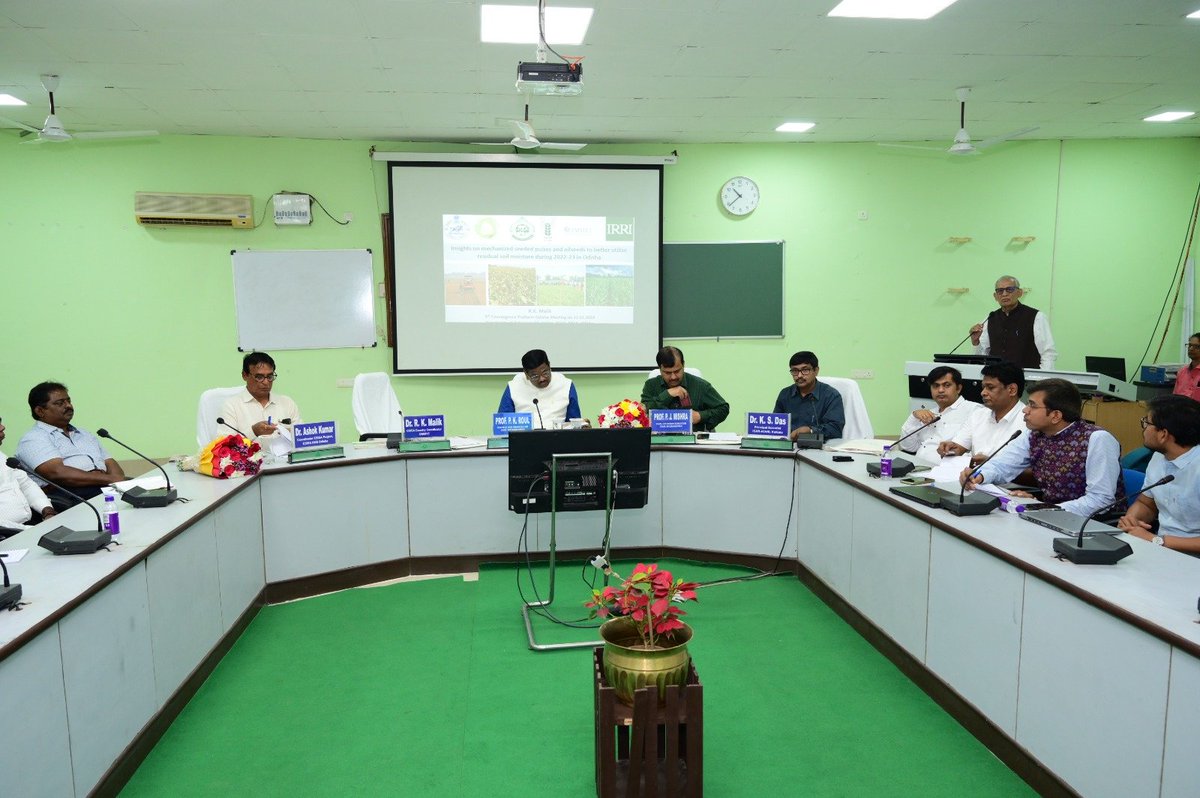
939, 361, 1026, 466
899, 365, 981, 460
220, 352, 302, 443
1117, 395, 1200, 553
961, 378, 1125, 516
773, 351, 844, 441
16, 381, 126, 502
641, 346, 729, 432
497, 349, 581, 429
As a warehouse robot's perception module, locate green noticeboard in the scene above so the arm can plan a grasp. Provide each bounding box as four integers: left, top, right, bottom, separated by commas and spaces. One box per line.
662, 240, 784, 338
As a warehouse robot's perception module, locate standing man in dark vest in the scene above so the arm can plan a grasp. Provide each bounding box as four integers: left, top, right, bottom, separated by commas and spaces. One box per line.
960, 378, 1124, 516
968, 275, 1057, 369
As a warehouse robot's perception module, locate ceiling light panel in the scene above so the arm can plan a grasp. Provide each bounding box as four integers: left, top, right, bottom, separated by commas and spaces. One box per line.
0, 94, 28, 106
828, 0, 960, 20
481, 5, 594, 44
776, 122, 815, 132
1144, 111, 1195, 122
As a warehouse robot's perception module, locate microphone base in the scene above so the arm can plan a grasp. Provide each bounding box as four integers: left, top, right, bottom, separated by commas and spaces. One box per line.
0, 582, 21, 610
866, 458, 915, 478
122, 486, 178, 508
1052, 534, 1133, 565
938, 493, 1001, 516
38, 527, 112, 555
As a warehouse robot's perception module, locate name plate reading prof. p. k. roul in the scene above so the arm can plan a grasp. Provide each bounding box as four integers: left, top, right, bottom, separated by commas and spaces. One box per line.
293, 421, 337, 449
746, 412, 790, 438
404, 414, 446, 440
649, 408, 693, 434
492, 413, 533, 437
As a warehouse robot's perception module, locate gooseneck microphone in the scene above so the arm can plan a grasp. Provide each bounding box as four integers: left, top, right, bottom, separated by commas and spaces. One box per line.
866, 413, 940, 477
0, 547, 21, 610
938, 430, 1022, 517
1053, 474, 1176, 565
216, 417, 249, 439
946, 330, 974, 355
6, 458, 110, 554
531, 398, 545, 430
97, 429, 178, 507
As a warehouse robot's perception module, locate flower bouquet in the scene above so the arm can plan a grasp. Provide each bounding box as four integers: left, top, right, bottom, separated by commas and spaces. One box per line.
585, 563, 699, 649
597, 399, 648, 429
182, 434, 265, 479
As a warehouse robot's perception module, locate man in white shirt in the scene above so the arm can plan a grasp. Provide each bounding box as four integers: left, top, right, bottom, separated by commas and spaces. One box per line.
0, 415, 56, 530
219, 353, 302, 444
1118, 395, 1200, 553
967, 275, 1057, 369
899, 365, 982, 462
938, 362, 1027, 467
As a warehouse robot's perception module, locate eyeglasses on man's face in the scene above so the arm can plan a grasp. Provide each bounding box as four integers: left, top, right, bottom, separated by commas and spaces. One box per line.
251, 372, 278, 383
790, 367, 815, 376
994, 286, 1020, 295
1140, 417, 1156, 430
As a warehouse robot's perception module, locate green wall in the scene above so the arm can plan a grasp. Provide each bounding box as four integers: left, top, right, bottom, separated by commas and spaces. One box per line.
2, 134, 1197, 457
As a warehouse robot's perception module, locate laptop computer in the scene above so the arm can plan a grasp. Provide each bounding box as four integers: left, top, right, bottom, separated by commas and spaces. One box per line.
1020, 507, 1120, 537
1085, 356, 1126, 382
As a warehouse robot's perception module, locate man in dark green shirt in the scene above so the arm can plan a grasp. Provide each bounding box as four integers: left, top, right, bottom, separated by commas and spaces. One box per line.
640, 346, 730, 432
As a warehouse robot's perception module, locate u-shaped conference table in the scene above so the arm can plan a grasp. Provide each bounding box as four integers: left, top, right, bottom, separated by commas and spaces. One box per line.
1, 441, 1198, 798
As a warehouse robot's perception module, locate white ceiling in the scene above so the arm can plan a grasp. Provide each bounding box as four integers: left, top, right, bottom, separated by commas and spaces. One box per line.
1, 0, 1198, 146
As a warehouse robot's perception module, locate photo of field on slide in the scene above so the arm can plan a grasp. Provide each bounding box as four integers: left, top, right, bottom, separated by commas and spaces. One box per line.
536, 264, 585, 306
444, 270, 485, 305
488, 264, 536, 306
585, 264, 634, 306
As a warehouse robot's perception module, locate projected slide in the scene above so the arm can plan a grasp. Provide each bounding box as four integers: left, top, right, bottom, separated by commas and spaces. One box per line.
443, 214, 635, 324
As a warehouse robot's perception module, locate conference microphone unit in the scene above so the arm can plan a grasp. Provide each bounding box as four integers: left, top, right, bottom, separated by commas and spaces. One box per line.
216, 417, 250, 439
97, 428, 179, 508
865, 413, 940, 477
7, 458, 111, 555
1054, 475, 1175, 565
938, 430, 1022, 517
532, 397, 545, 430
0, 548, 21, 611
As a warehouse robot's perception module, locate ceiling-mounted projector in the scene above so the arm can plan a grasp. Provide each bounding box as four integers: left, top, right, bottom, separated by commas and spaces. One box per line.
516, 62, 583, 96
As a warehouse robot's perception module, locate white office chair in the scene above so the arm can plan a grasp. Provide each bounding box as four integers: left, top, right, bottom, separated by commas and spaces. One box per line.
196, 386, 246, 448
352, 372, 404, 438
820, 377, 874, 440
645, 367, 703, 379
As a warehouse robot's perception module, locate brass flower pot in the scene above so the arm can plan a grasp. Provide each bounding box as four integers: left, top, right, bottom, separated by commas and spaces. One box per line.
599, 616, 692, 705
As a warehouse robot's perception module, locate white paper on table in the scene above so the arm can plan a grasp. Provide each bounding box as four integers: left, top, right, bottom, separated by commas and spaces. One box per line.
828, 438, 890, 455
113, 473, 168, 492
0, 548, 30, 563
696, 432, 740, 445
268, 426, 294, 458
924, 453, 971, 483
449, 436, 486, 450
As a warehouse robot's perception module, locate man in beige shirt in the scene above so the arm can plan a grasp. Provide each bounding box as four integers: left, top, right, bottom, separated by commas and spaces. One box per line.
219, 353, 301, 443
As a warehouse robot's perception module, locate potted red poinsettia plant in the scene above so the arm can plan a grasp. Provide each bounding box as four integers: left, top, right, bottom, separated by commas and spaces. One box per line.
586, 563, 699, 704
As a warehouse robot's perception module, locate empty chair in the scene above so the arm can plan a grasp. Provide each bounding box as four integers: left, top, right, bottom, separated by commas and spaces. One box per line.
819, 376, 873, 440
1123, 468, 1145, 508
352, 372, 404, 439
196, 386, 246, 448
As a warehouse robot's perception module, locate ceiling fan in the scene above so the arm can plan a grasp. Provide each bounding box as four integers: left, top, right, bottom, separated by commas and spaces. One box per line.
880, 87, 1037, 156
472, 104, 585, 151
0, 74, 158, 143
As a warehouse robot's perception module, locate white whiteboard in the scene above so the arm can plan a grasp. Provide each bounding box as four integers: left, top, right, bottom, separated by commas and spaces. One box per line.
232, 249, 376, 350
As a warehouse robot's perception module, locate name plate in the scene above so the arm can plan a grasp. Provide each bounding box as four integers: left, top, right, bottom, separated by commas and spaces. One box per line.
492, 412, 533, 437
293, 420, 337, 449
649, 408, 693, 434
746, 412, 790, 438
404, 414, 445, 439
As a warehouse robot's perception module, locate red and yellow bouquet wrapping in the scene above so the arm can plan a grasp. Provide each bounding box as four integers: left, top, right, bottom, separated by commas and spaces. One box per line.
194, 434, 264, 479
597, 399, 648, 428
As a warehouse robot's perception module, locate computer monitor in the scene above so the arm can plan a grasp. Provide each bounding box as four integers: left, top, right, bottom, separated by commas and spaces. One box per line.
1085, 356, 1126, 382
507, 427, 651, 514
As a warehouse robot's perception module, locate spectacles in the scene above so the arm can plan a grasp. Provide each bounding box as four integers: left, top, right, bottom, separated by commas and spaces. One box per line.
790, 367, 815, 376
526, 367, 551, 381
251, 373, 278, 383
994, 286, 1020, 295
1188, 343, 1200, 349
1140, 417, 1155, 430
1025, 402, 1046, 411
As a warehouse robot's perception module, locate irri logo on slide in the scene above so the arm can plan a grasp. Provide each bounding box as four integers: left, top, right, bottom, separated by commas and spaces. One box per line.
606, 218, 634, 241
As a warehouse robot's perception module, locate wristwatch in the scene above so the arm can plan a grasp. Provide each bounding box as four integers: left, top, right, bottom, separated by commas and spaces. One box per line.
1152, 535, 1165, 546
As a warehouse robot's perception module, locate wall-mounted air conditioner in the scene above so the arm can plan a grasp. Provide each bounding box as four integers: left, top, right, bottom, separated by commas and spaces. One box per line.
135, 192, 254, 228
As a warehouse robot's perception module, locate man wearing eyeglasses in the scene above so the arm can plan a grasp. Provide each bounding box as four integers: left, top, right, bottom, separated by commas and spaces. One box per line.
220, 352, 302, 441
968, 275, 1057, 369
1171, 333, 1200, 402
641, 346, 729, 432
961, 378, 1124, 516
1117, 395, 1200, 552
498, 349, 582, 429
773, 351, 844, 441
15, 382, 127, 502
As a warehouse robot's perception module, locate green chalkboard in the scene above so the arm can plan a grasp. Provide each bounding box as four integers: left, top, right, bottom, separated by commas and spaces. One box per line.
662, 241, 784, 338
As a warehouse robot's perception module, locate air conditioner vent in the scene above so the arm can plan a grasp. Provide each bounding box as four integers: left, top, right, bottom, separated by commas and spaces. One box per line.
135, 192, 254, 228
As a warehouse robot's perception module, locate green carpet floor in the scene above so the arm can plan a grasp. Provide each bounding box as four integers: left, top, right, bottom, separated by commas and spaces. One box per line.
120, 559, 1033, 796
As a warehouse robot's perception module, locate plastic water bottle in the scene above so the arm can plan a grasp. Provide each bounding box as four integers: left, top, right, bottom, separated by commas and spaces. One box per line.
101, 488, 121, 536
879, 446, 894, 479
999, 496, 1027, 514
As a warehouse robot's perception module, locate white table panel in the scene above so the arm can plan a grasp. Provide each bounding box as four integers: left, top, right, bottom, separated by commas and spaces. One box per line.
59, 565, 156, 798
1162, 647, 1200, 798
849, 490, 931, 658
407, 455, 524, 556
212, 481, 266, 630
926, 532, 1024, 736
0, 626, 75, 798
146, 514, 224, 707
1016, 577, 1170, 798
662, 451, 794, 556
796, 466, 854, 596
